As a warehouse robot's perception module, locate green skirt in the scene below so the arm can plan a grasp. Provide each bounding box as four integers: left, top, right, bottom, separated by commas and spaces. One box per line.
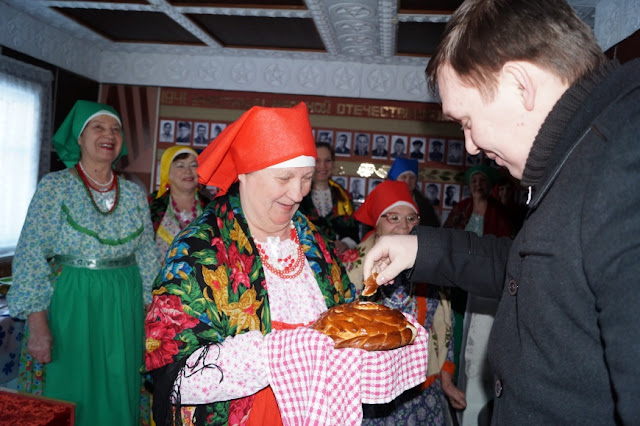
20, 259, 145, 426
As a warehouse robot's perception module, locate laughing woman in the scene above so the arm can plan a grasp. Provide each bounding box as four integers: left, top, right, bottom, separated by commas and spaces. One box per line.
149, 146, 208, 263
8, 100, 160, 426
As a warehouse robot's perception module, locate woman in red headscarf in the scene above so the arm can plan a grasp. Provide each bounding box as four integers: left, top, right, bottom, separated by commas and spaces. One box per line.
342, 180, 466, 425
144, 103, 355, 425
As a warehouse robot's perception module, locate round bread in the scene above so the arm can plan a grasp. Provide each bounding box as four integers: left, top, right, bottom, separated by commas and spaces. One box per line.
310, 301, 417, 351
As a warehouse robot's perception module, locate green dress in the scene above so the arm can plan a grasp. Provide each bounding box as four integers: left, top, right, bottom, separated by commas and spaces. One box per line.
8, 169, 160, 426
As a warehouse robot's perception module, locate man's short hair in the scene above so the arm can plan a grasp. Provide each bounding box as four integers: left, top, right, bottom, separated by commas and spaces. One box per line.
179, 122, 191, 129
426, 0, 606, 100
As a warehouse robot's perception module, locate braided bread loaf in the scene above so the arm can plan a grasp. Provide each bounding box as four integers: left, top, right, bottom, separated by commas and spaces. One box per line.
310, 301, 417, 351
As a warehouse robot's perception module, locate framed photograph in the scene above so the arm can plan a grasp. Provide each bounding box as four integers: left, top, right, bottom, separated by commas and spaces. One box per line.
334, 132, 352, 157
424, 182, 441, 207
159, 119, 175, 142
428, 138, 445, 163
443, 184, 460, 209
193, 122, 210, 147
353, 133, 370, 157
316, 129, 334, 144
466, 151, 483, 166
390, 135, 408, 159
349, 177, 366, 202
447, 139, 464, 165
368, 178, 383, 194
210, 123, 226, 141
176, 121, 192, 145
371, 134, 389, 159
332, 175, 347, 190
409, 137, 426, 162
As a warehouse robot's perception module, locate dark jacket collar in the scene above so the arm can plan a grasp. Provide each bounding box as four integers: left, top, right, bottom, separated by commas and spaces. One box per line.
522, 59, 640, 210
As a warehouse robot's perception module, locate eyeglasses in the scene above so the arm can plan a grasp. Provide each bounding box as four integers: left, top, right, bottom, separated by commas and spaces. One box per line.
380, 213, 420, 226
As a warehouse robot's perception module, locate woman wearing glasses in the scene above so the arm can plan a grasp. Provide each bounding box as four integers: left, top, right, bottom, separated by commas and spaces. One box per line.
341, 180, 466, 425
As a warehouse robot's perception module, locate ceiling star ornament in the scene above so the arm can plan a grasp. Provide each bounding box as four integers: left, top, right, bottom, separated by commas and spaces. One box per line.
231, 61, 256, 85
332, 66, 357, 91
264, 63, 287, 87
297, 65, 323, 89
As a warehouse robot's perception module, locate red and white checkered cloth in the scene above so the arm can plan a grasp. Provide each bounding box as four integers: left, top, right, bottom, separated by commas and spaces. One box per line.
266, 314, 428, 425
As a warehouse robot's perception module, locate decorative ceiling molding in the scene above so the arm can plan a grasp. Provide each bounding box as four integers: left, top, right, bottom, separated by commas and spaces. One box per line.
1, 0, 637, 103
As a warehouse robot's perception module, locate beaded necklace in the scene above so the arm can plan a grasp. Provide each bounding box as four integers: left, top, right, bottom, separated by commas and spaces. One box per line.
75, 164, 119, 215
254, 224, 305, 279
170, 196, 198, 229
78, 161, 114, 191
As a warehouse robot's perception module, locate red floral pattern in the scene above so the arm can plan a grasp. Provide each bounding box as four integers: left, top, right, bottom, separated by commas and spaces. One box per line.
145, 295, 200, 370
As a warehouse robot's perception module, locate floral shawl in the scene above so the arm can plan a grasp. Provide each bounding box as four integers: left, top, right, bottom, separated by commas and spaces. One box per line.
145, 184, 355, 425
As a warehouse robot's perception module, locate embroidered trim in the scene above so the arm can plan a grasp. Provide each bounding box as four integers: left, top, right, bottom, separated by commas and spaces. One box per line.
62, 203, 144, 245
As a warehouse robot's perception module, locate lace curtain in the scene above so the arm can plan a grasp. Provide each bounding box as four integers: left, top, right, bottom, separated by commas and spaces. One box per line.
0, 55, 53, 258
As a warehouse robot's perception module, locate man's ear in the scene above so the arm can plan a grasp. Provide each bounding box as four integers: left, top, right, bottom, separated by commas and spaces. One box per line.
502, 61, 536, 111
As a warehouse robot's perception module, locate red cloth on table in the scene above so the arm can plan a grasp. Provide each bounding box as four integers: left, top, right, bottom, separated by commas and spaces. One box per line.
0, 387, 75, 426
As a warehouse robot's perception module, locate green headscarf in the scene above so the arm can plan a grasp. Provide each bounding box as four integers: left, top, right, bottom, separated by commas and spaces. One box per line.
52, 100, 128, 168
464, 164, 499, 186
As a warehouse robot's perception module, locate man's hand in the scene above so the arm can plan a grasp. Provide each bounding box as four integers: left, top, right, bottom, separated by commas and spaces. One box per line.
362, 234, 418, 285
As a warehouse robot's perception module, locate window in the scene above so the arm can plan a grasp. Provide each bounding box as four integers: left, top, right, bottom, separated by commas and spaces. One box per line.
0, 56, 52, 258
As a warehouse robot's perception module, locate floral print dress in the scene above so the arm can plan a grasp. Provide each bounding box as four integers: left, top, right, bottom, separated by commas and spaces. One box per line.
8, 168, 160, 426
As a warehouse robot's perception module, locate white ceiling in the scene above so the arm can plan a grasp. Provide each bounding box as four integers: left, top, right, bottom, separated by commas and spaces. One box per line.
1, 0, 638, 103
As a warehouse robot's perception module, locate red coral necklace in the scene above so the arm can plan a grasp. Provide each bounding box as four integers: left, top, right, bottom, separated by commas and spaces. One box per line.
75, 163, 119, 214
255, 225, 305, 279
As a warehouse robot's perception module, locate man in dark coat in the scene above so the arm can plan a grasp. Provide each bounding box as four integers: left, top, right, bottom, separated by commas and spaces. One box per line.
428, 139, 444, 162
409, 139, 425, 160
362, 0, 640, 424
371, 135, 389, 158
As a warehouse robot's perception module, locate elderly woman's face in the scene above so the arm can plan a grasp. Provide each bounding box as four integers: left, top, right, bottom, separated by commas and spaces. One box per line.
169, 153, 198, 194
396, 171, 417, 192
377, 205, 418, 237
238, 166, 314, 236
78, 114, 123, 164
469, 172, 491, 198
